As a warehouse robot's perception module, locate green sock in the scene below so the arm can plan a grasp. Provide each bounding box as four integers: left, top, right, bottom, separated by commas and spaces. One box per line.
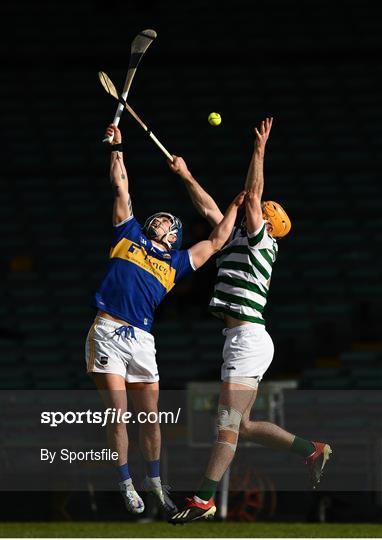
195, 477, 219, 502
290, 436, 315, 458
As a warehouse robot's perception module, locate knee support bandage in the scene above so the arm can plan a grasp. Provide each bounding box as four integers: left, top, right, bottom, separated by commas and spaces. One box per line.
216, 405, 242, 451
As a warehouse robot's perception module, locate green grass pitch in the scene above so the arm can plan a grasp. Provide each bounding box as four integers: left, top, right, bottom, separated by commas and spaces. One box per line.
1, 522, 382, 538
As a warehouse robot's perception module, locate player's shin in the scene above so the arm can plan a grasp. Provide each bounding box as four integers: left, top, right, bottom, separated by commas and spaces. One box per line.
138, 422, 178, 513
196, 405, 242, 502
106, 418, 128, 466
138, 421, 161, 463
197, 438, 237, 503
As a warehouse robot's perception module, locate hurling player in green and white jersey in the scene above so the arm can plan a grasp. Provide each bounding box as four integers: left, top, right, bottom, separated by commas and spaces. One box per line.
169, 118, 332, 523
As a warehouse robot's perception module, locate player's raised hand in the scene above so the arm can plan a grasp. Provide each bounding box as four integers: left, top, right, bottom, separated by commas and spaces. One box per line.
104, 124, 122, 145
254, 117, 273, 149
231, 190, 247, 208
168, 155, 191, 179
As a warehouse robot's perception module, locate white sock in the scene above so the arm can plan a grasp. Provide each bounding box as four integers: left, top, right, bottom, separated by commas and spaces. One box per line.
194, 495, 209, 505
119, 478, 134, 490
146, 475, 161, 486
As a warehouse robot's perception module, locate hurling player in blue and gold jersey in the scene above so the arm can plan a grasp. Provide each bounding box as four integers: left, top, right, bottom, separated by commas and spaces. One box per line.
85, 124, 246, 516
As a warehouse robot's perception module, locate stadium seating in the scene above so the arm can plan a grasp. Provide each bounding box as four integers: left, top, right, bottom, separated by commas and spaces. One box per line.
1, 0, 381, 391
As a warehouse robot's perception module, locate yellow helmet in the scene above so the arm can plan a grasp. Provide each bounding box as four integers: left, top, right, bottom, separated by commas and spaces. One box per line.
262, 201, 291, 238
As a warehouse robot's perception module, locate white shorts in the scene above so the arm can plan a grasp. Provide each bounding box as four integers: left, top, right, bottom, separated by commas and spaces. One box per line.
85, 316, 159, 383
221, 324, 274, 382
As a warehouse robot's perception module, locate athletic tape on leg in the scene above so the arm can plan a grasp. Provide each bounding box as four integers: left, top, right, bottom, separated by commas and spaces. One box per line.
216, 405, 242, 452
217, 405, 242, 433
222, 376, 260, 389
216, 439, 237, 451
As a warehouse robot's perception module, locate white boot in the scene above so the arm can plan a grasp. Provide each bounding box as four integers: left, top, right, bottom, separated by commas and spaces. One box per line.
119, 479, 145, 514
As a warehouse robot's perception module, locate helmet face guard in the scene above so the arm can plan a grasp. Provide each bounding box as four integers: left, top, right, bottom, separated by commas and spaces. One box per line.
143, 212, 183, 250
262, 201, 291, 238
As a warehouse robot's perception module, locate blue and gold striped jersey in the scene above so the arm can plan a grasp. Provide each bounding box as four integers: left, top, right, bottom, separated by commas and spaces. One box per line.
94, 216, 195, 331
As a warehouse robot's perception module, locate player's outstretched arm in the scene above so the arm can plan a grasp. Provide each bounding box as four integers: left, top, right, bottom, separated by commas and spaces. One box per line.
104, 124, 133, 225
168, 155, 224, 227
245, 190, 263, 234
189, 191, 246, 269
245, 117, 273, 194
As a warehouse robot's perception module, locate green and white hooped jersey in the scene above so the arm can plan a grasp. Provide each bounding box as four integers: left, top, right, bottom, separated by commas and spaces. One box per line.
209, 220, 278, 325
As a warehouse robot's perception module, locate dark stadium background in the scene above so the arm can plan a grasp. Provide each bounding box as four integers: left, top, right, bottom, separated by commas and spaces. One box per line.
1, 0, 382, 528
